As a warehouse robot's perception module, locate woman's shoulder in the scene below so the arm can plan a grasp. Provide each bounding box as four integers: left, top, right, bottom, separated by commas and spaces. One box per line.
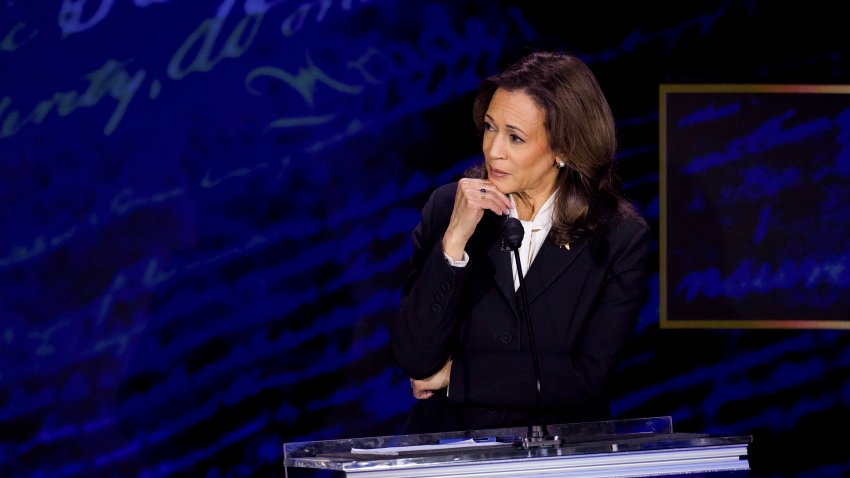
417, 182, 459, 228
433, 181, 458, 198
424, 182, 459, 209
605, 201, 650, 243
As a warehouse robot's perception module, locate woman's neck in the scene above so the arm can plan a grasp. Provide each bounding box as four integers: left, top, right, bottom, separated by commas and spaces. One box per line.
514, 189, 553, 221
516, 200, 536, 221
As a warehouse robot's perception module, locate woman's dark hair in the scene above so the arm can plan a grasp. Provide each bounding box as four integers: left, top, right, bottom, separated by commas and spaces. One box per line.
468, 50, 637, 245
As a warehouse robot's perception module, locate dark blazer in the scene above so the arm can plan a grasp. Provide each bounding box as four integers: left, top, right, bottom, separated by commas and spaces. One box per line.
391, 182, 652, 434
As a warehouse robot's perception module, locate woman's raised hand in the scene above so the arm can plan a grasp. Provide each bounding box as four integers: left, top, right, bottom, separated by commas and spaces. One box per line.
442, 178, 511, 260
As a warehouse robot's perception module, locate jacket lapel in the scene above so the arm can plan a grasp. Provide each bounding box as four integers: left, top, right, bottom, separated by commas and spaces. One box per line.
523, 236, 588, 304
483, 216, 588, 316
487, 232, 521, 319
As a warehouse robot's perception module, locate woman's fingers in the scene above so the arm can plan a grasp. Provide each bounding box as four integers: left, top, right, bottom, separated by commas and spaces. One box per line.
409, 359, 452, 399
459, 178, 511, 215
410, 379, 433, 399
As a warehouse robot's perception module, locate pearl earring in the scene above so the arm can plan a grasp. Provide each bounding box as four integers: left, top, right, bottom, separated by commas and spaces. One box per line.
556, 160, 565, 168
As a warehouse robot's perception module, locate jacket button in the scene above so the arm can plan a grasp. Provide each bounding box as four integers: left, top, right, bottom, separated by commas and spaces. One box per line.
499, 332, 513, 344
440, 281, 450, 291
434, 292, 445, 302
431, 304, 442, 314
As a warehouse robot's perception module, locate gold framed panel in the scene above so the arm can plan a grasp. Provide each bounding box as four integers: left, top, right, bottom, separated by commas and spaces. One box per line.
659, 84, 850, 329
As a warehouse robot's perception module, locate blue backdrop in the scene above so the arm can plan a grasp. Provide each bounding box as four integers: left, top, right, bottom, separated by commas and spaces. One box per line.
2, 2, 849, 477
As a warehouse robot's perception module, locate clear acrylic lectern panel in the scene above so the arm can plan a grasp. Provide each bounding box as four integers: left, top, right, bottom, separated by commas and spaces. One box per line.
283, 416, 752, 477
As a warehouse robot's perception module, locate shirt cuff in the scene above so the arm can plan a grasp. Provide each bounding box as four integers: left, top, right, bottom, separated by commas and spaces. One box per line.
443, 251, 469, 267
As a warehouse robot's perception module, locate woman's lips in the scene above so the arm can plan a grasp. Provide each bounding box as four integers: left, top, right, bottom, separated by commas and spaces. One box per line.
489, 167, 510, 179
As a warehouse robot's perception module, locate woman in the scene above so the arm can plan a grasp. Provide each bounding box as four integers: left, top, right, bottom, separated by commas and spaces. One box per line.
391, 50, 651, 433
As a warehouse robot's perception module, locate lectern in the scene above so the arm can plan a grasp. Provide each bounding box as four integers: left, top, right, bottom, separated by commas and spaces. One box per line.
283, 416, 751, 477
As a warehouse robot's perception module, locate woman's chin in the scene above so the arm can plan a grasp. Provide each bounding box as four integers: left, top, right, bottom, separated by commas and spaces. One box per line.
491, 181, 513, 195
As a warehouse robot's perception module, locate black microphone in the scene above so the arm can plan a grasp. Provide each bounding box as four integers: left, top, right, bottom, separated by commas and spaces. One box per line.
501, 216, 524, 250
501, 217, 560, 449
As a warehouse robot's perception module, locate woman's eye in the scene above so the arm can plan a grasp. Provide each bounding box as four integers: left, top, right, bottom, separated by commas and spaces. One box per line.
484, 122, 495, 132
510, 134, 524, 143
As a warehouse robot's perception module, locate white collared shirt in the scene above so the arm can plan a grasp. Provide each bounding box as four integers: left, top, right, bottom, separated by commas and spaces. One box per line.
509, 191, 556, 291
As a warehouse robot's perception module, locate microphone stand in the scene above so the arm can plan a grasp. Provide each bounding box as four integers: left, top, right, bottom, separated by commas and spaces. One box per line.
503, 217, 561, 449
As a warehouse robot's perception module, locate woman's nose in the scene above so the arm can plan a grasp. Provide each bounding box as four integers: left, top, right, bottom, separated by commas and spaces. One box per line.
485, 133, 505, 160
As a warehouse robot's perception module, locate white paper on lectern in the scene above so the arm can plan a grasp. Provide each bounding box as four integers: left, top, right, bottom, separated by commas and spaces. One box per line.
351, 439, 508, 455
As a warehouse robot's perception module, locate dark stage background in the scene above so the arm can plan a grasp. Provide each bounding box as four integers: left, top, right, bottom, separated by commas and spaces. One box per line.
2, 1, 849, 477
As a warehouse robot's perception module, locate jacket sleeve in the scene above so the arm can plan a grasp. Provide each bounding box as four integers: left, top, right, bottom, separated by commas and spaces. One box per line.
447, 216, 652, 411
391, 184, 469, 379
